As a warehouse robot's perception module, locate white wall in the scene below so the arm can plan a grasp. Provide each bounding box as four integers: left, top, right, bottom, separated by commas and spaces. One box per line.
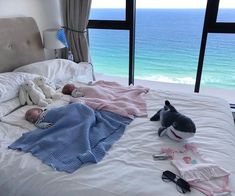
0, 0, 63, 59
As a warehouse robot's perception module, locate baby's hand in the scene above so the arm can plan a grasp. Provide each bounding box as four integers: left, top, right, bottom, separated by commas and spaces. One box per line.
46, 123, 53, 128
88, 81, 93, 85
71, 88, 84, 98
35, 122, 53, 129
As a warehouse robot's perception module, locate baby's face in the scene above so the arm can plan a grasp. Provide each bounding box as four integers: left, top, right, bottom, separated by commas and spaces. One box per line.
25, 108, 43, 123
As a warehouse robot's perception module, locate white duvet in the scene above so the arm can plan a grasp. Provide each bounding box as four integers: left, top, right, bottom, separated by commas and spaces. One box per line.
0, 89, 235, 196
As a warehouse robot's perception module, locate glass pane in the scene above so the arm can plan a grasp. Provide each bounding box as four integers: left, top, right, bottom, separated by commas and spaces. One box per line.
217, 10, 235, 22
90, 0, 126, 20
89, 29, 129, 84
217, 1, 235, 22
201, 34, 235, 90
135, 9, 205, 86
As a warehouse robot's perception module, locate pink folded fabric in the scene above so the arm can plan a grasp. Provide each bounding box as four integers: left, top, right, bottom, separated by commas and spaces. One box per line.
71, 80, 149, 119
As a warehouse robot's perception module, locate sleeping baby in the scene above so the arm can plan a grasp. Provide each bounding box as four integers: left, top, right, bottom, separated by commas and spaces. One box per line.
25, 108, 52, 129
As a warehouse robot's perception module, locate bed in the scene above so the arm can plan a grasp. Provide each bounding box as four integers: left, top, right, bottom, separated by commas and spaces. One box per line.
0, 17, 235, 196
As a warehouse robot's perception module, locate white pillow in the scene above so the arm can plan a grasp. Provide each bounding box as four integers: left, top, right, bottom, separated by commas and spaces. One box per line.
0, 98, 21, 118
14, 59, 94, 87
0, 72, 40, 103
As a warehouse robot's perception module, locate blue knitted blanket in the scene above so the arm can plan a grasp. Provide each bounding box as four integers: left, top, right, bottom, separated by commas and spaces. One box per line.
9, 103, 132, 173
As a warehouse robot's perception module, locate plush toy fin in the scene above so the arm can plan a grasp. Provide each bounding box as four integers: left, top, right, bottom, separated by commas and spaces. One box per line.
165, 100, 177, 112
165, 100, 170, 105
150, 109, 161, 121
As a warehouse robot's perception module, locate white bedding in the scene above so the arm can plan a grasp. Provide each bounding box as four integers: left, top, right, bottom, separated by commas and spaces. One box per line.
0, 89, 235, 196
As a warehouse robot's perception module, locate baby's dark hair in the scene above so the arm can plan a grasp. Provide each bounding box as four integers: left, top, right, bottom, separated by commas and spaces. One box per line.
25, 108, 42, 123
25, 109, 35, 123
62, 84, 76, 95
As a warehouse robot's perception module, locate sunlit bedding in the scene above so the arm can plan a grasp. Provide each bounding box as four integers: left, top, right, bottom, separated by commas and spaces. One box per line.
0, 85, 235, 196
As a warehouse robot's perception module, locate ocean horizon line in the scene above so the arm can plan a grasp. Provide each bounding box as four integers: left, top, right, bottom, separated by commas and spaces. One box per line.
91, 8, 235, 10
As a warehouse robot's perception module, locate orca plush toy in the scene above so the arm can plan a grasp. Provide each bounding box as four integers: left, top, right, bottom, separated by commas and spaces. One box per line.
150, 100, 196, 141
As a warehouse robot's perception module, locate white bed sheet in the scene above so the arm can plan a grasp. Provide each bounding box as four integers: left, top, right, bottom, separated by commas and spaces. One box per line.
0, 89, 235, 196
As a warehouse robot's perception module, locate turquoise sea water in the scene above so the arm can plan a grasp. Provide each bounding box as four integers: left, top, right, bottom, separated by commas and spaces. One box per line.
89, 9, 235, 89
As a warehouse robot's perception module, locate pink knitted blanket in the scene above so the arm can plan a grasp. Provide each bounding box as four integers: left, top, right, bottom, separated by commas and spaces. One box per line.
71, 80, 149, 119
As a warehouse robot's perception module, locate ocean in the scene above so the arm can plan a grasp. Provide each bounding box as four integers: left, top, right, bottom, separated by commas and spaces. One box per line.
89, 9, 235, 89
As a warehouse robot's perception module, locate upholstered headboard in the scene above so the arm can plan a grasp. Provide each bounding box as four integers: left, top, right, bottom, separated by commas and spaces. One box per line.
0, 17, 45, 73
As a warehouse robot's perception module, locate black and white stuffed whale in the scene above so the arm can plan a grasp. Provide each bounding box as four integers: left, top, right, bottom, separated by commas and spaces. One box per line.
150, 100, 196, 141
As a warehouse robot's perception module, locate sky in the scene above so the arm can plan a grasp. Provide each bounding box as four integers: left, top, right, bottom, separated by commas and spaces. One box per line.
92, 0, 235, 8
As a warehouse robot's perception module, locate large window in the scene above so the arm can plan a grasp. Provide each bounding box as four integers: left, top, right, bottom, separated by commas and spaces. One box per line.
88, 0, 235, 103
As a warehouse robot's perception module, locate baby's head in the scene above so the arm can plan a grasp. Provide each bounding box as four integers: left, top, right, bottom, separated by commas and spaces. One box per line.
62, 84, 76, 95
25, 108, 43, 123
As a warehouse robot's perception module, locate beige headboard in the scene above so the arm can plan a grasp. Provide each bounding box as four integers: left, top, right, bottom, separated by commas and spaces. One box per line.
0, 17, 45, 73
